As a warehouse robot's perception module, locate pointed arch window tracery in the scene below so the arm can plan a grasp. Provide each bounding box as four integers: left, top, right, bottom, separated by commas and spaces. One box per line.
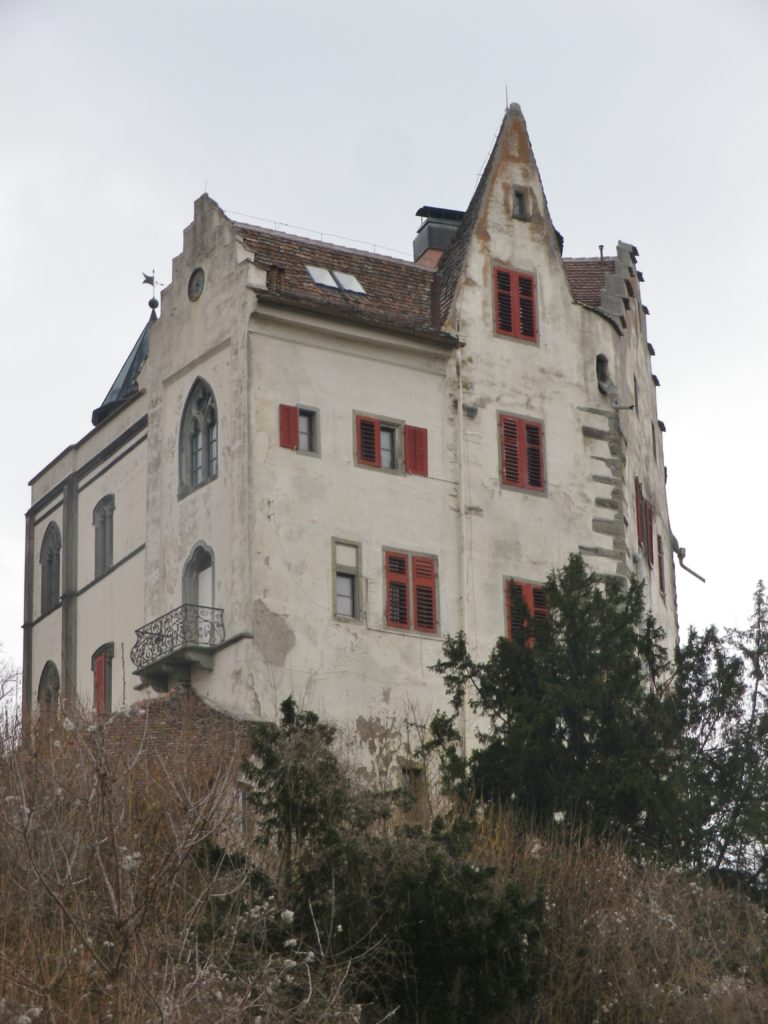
179, 379, 218, 496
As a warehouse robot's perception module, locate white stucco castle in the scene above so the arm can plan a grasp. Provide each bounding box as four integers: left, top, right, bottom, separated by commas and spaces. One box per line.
23, 105, 677, 749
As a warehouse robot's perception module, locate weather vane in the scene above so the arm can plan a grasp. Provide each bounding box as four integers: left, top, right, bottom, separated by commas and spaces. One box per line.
142, 270, 162, 318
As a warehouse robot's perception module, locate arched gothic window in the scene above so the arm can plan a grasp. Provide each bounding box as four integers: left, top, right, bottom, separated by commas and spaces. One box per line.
40, 522, 62, 616
92, 643, 114, 715
93, 495, 115, 578
37, 661, 60, 720
179, 379, 218, 496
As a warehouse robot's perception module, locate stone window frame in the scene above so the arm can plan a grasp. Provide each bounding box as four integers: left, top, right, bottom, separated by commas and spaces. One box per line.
497, 411, 547, 496
37, 660, 60, 718
179, 378, 219, 498
182, 542, 216, 607
332, 538, 362, 622
39, 521, 62, 616
93, 494, 115, 579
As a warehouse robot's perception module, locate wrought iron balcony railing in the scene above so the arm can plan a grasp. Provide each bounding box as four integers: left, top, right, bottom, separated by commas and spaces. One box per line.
130, 604, 225, 672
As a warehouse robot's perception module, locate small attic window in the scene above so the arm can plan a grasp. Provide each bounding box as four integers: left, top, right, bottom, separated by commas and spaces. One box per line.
332, 270, 366, 294
305, 265, 366, 294
306, 265, 337, 287
512, 188, 528, 220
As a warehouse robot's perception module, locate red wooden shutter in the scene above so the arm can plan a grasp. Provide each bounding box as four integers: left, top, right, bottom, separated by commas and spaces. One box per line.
646, 503, 654, 567
658, 535, 666, 596
516, 273, 537, 339
357, 416, 380, 466
385, 551, 409, 628
501, 416, 521, 485
524, 422, 544, 489
495, 269, 514, 335
279, 404, 299, 449
506, 581, 525, 643
94, 652, 106, 716
404, 425, 428, 477
531, 585, 548, 626
412, 556, 437, 633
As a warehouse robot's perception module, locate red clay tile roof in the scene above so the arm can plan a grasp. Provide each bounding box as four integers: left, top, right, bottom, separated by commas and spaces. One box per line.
237, 224, 457, 346
562, 257, 616, 309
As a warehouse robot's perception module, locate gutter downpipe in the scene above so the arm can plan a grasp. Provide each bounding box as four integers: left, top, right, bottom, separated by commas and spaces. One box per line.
455, 343, 469, 758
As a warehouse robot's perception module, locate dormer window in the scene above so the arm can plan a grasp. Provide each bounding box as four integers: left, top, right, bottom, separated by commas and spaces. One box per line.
305, 265, 366, 294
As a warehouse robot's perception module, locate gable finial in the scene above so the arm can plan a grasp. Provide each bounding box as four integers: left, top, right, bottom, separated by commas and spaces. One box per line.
142, 270, 161, 320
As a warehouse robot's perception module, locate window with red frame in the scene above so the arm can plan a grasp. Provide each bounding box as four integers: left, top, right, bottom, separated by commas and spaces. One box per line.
384, 550, 437, 632
500, 414, 545, 491
92, 644, 113, 716
494, 268, 537, 341
505, 579, 548, 644
356, 416, 428, 476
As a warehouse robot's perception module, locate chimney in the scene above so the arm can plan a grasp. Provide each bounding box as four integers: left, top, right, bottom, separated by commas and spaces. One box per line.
413, 206, 464, 268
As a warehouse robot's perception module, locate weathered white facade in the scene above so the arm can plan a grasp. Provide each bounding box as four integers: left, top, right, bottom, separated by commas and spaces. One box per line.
23, 106, 677, 753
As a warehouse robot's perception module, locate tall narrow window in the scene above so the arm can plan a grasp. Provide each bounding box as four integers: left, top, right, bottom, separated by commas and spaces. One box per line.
494, 267, 537, 341
39, 521, 61, 616
183, 544, 216, 646
658, 535, 666, 598
37, 661, 60, 722
179, 379, 218, 496
333, 539, 361, 620
93, 495, 115, 579
92, 644, 114, 716
499, 414, 545, 491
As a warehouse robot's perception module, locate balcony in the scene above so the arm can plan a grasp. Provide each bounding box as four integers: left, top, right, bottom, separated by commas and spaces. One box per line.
130, 604, 226, 686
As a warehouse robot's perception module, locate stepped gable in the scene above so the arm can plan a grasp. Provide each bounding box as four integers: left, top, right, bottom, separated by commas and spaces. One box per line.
562, 257, 618, 310
238, 224, 456, 345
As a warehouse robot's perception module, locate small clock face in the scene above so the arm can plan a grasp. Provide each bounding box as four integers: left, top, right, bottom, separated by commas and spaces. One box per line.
188, 267, 205, 301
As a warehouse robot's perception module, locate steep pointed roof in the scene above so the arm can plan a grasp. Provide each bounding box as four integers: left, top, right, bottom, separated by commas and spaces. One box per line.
91, 314, 153, 426
436, 111, 509, 324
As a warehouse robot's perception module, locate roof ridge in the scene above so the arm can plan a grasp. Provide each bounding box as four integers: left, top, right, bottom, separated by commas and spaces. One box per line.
234, 221, 433, 271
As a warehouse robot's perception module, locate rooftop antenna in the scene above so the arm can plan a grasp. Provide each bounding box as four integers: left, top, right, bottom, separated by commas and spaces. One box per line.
505, 84, 509, 109
142, 270, 161, 320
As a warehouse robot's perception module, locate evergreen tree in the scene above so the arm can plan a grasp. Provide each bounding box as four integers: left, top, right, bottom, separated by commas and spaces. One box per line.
430, 555, 679, 847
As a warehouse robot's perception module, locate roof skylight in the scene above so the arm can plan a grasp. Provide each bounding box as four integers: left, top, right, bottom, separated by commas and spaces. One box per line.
332, 270, 365, 294
305, 265, 366, 295
306, 265, 337, 287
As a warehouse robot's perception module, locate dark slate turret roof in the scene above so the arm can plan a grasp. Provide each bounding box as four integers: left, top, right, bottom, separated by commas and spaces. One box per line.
92, 315, 152, 426
237, 224, 456, 346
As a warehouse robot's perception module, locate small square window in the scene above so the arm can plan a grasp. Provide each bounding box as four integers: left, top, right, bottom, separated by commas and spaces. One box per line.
279, 404, 320, 455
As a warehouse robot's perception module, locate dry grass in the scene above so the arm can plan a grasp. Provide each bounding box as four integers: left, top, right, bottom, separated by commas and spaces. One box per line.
0, 698, 361, 1024
2, 698, 768, 1023
474, 811, 768, 1024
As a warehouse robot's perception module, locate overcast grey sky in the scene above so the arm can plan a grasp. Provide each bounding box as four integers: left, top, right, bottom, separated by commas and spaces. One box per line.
2, 0, 766, 665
